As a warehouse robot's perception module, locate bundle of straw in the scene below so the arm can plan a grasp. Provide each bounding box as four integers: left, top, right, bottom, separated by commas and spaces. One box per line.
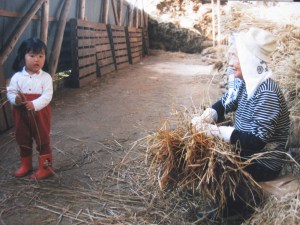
146, 112, 262, 212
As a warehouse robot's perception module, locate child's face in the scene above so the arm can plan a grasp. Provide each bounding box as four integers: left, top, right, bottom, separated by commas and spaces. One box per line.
24, 50, 46, 74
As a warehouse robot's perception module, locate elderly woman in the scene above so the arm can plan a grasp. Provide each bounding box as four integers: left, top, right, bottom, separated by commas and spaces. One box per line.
192, 27, 290, 182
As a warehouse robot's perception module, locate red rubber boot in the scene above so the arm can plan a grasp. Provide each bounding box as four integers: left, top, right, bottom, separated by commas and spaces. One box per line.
30, 154, 54, 180
15, 155, 33, 177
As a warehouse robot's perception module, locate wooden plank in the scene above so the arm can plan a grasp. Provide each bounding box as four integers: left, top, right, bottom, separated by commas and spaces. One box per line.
115, 49, 128, 56
77, 19, 107, 30
94, 38, 110, 45
110, 24, 124, 30
98, 57, 114, 66
115, 55, 129, 63
100, 64, 116, 75
78, 55, 96, 67
96, 50, 113, 58
0, 62, 12, 132
0, 9, 53, 20
79, 73, 97, 87
78, 38, 95, 47
95, 45, 111, 52
131, 51, 141, 58
0, 106, 8, 133
130, 42, 141, 47
132, 56, 141, 64
128, 27, 138, 32
77, 29, 94, 37
78, 47, 95, 57
79, 64, 97, 78
114, 43, 127, 50
94, 31, 109, 38
112, 37, 126, 43
116, 62, 130, 70
97, 52, 113, 61
129, 37, 141, 42
111, 31, 125, 37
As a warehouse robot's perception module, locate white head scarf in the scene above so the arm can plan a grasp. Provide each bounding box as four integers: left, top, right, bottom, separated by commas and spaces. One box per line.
235, 28, 277, 99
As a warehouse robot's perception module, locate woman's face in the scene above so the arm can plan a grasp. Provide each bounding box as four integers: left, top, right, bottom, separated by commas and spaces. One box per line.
228, 47, 243, 80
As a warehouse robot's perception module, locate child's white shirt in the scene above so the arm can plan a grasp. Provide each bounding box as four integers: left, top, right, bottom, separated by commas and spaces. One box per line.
7, 67, 53, 111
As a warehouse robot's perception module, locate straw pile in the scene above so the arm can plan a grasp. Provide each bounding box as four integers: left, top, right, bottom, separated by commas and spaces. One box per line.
243, 192, 300, 225
146, 109, 262, 217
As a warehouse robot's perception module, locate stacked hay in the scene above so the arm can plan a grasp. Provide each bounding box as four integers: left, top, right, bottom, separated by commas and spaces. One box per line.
146, 109, 262, 219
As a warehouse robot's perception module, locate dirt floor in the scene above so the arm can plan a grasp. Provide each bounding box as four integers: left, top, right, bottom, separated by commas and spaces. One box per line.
0, 50, 223, 225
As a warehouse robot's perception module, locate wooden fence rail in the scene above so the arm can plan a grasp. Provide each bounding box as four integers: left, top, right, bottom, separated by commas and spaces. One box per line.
67, 19, 149, 88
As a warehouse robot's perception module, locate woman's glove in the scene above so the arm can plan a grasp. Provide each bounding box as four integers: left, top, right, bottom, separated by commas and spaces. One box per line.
203, 124, 234, 142
191, 108, 218, 130
200, 108, 218, 123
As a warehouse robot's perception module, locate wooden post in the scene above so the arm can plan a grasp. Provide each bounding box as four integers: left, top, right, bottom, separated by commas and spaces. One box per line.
217, 0, 221, 46
140, 0, 144, 27
102, 0, 109, 24
111, 0, 120, 25
0, 0, 46, 65
79, 0, 86, 20
211, 0, 215, 47
40, 0, 49, 44
144, 11, 148, 29
49, 0, 72, 76
119, 0, 124, 26
135, 8, 139, 28
128, 3, 133, 27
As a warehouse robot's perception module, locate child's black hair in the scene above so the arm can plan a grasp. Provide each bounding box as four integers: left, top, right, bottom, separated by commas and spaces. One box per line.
12, 37, 49, 72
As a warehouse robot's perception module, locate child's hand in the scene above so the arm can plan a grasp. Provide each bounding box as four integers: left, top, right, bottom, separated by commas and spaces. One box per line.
15, 95, 23, 105
25, 101, 35, 111
15, 91, 27, 105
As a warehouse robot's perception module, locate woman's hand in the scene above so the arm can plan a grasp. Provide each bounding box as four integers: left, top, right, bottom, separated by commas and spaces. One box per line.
191, 108, 218, 130
203, 123, 234, 142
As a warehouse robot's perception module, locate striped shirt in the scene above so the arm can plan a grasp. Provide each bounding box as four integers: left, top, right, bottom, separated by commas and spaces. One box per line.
213, 78, 290, 171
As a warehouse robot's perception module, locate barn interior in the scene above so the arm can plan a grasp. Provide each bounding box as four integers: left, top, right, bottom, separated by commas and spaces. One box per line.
0, 0, 300, 224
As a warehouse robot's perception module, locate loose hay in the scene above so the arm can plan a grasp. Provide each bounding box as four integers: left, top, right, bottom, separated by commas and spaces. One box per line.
243, 192, 300, 225
146, 108, 263, 218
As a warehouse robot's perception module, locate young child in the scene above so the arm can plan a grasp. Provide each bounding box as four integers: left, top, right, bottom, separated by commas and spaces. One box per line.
7, 37, 54, 180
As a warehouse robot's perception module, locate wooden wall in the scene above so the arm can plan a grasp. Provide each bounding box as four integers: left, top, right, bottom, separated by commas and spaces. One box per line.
67, 19, 149, 88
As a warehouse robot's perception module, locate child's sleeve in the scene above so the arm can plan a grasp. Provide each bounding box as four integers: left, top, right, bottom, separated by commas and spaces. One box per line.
32, 73, 53, 111
6, 75, 18, 105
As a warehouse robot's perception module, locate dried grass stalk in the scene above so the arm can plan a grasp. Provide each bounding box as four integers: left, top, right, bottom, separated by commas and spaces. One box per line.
146, 110, 262, 214
244, 191, 300, 225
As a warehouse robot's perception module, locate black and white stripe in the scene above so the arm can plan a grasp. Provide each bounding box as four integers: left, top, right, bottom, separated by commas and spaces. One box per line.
219, 78, 290, 171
